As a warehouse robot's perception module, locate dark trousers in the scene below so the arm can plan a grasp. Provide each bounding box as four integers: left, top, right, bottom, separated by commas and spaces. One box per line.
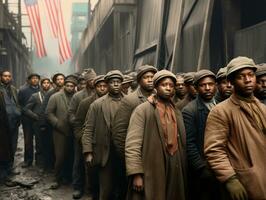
72, 140, 85, 190
21, 117, 34, 164
53, 131, 73, 182
41, 124, 54, 170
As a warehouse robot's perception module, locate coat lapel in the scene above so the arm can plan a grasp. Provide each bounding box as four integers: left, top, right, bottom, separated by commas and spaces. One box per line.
101, 95, 111, 130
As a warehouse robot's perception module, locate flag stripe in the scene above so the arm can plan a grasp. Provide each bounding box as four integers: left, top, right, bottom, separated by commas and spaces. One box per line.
25, 1, 46, 58
44, 0, 72, 64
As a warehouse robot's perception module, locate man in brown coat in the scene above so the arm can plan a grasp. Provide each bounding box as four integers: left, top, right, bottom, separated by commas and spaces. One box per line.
125, 70, 187, 200
254, 63, 266, 105
112, 65, 157, 199
46, 76, 77, 189
204, 56, 266, 200
82, 70, 124, 200
73, 75, 108, 199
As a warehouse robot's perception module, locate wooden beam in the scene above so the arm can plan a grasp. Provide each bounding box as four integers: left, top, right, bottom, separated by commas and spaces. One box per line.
170, 0, 185, 72
197, 0, 214, 71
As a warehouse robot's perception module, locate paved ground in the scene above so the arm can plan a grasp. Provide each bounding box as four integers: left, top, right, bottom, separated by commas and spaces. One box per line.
0, 128, 90, 200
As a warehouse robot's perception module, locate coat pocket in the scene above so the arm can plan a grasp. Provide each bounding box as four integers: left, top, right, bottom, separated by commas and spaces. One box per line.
235, 167, 266, 199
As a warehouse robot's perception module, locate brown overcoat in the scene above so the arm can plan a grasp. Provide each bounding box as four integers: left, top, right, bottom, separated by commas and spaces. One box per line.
112, 88, 148, 160
125, 99, 187, 200
73, 93, 98, 141
204, 94, 266, 199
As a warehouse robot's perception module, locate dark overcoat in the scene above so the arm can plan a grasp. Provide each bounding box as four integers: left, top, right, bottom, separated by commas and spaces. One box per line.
112, 88, 147, 160
125, 99, 187, 200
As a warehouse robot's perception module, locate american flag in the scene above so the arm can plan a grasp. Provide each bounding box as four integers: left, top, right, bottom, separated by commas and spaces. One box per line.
44, 0, 72, 64
24, 0, 47, 58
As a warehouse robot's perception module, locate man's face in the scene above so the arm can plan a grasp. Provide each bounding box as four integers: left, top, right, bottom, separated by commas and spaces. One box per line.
156, 77, 175, 100
87, 79, 95, 89
108, 78, 122, 95
1, 71, 12, 85
255, 75, 266, 99
95, 81, 108, 97
186, 83, 197, 98
78, 80, 86, 91
196, 76, 216, 101
55, 75, 65, 87
175, 76, 187, 98
29, 76, 40, 86
41, 80, 51, 91
139, 71, 155, 92
121, 82, 131, 95
232, 68, 256, 98
64, 82, 76, 94
217, 78, 233, 99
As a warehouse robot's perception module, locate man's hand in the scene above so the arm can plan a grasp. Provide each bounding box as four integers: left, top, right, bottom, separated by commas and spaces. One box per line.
225, 177, 248, 200
132, 174, 144, 192
85, 153, 93, 165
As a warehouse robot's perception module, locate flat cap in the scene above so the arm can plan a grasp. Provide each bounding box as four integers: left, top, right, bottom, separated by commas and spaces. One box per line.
40, 77, 51, 84
27, 73, 40, 80
65, 76, 78, 85
84, 68, 97, 81
183, 72, 195, 84
137, 65, 157, 81
226, 56, 257, 79
93, 75, 106, 85
122, 75, 134, 84
194, 69, 216, 85
216, 67, 227, 80
255, 63, 266, 77
153, 70, 177, 86
52, 73, 65, 83
104, 70, 124, 81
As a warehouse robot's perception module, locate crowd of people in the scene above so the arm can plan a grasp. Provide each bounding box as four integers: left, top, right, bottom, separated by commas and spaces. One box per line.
0, 56, 265, 200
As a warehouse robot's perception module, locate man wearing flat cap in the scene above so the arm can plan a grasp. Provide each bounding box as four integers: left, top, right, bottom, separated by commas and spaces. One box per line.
24, 77, 51, 170
121, 74, 134, 95
182, 69, 220, 200
176, 72, 197, 110
18, 73, 40, 168
125, 70, 186, 200
46, 76, 77, 190
82, 70, 124, 199
112, 65, 157, 199
254, 63, 266, 105
215, 67, 233, 103
204, 56, 266, 200
39, 72, 65, 170
72, 75, 108, 199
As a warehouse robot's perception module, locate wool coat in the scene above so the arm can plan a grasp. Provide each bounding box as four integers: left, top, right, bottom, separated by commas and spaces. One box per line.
204, 94, 266, 200
182, 96, 210, 171
46, 90, 72, 136
73, 93, 98, 141
125, 99, 187, 200
0, 91, 12, 162
112, 88, 148, 160
68, 88, 94, 127
82, 94, 123, 167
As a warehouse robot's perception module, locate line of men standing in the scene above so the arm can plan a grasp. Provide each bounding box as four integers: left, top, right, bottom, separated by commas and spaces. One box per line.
0, 56, 265, 200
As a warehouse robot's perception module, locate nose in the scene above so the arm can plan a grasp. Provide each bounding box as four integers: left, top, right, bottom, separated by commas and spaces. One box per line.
244, 75, 251, 82
205, 84, 210, 90
227, 81, 232, 88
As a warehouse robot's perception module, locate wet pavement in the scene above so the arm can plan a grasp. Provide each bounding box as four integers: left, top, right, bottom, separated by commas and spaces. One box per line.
0, 128, 90, 200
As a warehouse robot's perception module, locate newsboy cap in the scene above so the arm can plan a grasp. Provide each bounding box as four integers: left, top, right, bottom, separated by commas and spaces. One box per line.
65, 76, 78, 85
84, 69, 97, 81
137, 65, 157, 81
153, 70, 177, 86
183, 72, 195, 84
122, 75, 134, 84
194, 69, 216, 85
27, 73, 40, 80
255, 63, 266, 77
216, 67, 227, 81
226, 56, 257, 79
52, 73, 65, 83
104, 70, 124, 81
93, 75, 106, 85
